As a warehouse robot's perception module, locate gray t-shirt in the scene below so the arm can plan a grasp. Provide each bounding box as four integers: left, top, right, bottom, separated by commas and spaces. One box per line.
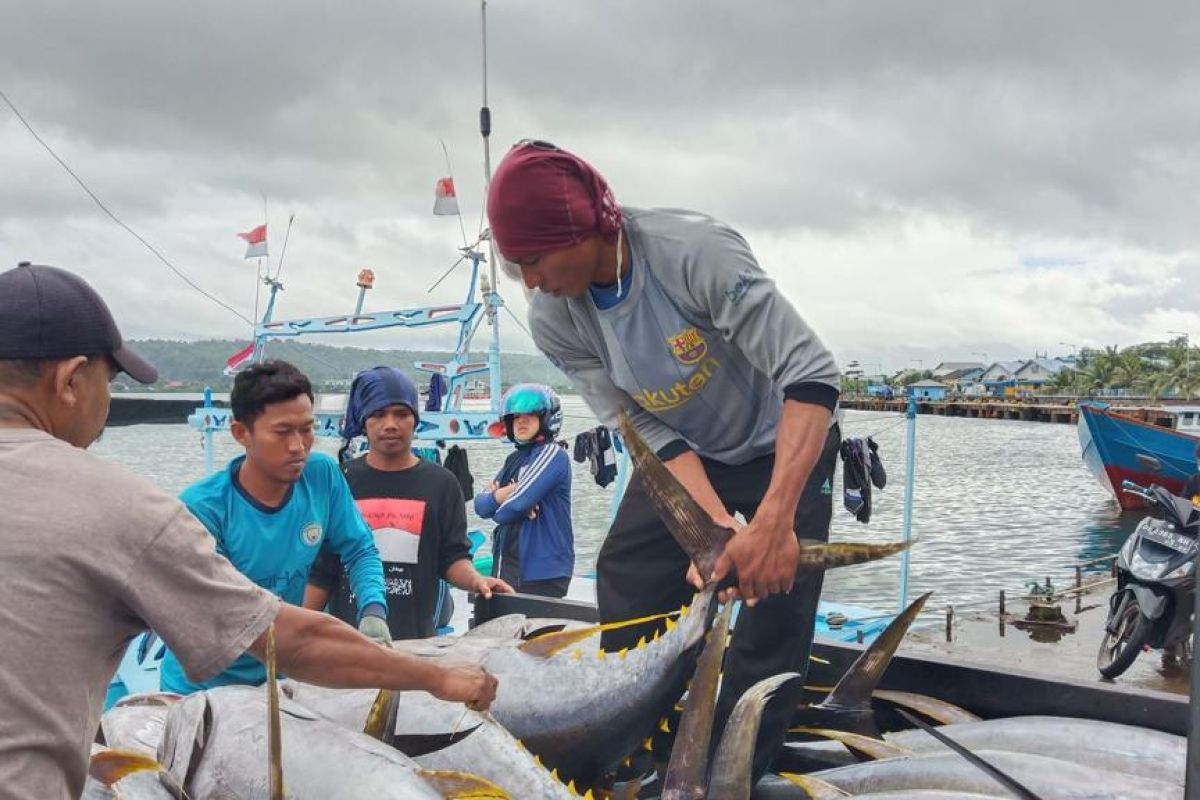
530, 206, 840, 464
0, 428, 280, 800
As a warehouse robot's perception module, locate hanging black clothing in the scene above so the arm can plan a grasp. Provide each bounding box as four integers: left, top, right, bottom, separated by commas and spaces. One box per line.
572, 426, 618, 488
443, 444, 474, 499
839, 436, 887, 523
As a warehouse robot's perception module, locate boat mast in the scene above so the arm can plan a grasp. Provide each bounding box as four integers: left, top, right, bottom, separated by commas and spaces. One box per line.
481, 0, 503, 411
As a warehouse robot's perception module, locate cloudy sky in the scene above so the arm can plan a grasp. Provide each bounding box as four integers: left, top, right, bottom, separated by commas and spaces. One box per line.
3, 1, 1198, 374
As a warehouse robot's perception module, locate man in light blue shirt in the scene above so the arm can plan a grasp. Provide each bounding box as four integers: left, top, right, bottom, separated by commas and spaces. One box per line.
161, 360, 388, 693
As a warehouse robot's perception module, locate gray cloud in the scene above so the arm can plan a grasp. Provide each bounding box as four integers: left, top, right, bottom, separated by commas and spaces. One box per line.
2, 1, 1199, 371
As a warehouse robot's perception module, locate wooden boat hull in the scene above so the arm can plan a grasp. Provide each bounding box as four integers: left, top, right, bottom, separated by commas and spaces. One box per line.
1077, 402, 1197, 510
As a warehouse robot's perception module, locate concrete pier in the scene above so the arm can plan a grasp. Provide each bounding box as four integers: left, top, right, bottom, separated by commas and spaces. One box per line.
841, 397, 1178, 427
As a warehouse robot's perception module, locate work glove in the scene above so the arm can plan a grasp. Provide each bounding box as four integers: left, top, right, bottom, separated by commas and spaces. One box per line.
358, 613, 392, 647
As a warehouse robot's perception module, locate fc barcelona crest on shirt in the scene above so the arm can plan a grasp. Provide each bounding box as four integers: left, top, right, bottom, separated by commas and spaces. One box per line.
667, 327, 708, 366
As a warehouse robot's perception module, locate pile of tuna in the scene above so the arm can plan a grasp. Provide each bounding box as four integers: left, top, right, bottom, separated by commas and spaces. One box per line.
85, 414, 1185, 799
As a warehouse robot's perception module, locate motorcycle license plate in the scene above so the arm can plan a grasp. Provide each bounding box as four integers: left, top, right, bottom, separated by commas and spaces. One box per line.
1144, 524, 1198, 554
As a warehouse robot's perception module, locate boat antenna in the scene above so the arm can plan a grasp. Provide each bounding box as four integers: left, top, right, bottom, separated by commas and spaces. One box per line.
253, 193, 267, 333
480, 0, 498, 295
273, 213, 296, 283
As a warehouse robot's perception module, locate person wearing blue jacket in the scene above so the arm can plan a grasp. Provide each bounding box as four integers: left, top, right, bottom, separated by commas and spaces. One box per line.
160, 360, 389, 694
475, 384, 574, 597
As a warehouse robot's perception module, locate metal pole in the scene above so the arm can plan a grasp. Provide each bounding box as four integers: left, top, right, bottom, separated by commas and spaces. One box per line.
202, 387, 214, 476
898, 394, 917, 613
1184, 543, 1200, 798
480, 0, 497, 298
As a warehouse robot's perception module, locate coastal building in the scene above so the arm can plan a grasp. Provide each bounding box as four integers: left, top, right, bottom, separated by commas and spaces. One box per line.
931, 361, 986, 378
908, 379, 949, 401
939, 366, 985, 395
1014, 358, 1071, 391
979, 361, 1024, 397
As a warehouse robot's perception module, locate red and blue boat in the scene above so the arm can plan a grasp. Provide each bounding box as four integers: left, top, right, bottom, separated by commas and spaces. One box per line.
1077, 401, 1199, 509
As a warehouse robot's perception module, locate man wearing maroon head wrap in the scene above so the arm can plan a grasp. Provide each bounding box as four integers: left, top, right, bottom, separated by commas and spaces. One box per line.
488, 139, 842, 785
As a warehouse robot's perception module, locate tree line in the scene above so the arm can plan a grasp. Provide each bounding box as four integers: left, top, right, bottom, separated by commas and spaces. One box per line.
122, 339, 571, 393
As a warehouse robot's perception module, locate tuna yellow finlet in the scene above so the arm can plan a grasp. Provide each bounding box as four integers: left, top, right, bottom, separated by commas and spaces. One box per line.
659, 717, 671, 733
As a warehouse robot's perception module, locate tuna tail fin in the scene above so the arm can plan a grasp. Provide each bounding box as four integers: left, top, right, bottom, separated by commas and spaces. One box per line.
88, 749, 163, 784
661, 600, 734, 798
88, 750, 186, 799
795, 539, 915, 570
617, 408, 732, 581
872, 690, 981, 725
363, 689, 400, 745
706, 672, 801, 799
417, 770, 511, 798
787, 727, 911, 761
820, 591, 932, 715
777, 773, 851, 799
619, 409, 915, 583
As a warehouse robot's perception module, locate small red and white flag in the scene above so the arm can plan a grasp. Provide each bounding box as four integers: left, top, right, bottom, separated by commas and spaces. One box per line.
224, 343, 255, 376
433, 177, 460, 216
237, 224, 268, 259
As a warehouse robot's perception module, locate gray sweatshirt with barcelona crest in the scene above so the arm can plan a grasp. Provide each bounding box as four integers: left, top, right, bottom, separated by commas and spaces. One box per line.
528, 206, 839, 466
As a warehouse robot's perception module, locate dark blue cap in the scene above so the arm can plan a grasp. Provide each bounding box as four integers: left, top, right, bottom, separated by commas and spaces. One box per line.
0, 263, 157, 384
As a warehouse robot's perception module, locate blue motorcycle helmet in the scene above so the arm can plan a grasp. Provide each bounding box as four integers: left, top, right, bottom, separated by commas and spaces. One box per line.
500, 383, 562, 443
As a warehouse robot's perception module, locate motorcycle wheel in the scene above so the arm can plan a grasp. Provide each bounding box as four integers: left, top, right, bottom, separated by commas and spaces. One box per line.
1097, 595, 1152, 679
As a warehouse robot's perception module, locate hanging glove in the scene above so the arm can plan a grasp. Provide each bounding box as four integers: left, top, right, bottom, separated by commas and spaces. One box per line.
358, 606, 392, 647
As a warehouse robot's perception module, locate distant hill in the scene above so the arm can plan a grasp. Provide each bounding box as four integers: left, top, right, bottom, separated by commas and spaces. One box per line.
123, 339, 569, 393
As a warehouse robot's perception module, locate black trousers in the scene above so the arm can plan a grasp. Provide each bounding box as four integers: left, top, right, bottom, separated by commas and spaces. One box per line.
596, 424, 839, 783
496, 554, 571, 598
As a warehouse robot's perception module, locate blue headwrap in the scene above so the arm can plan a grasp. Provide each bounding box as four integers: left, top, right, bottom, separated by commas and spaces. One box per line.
340, 366, 420, 440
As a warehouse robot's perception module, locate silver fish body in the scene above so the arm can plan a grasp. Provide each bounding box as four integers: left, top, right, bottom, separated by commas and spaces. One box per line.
159, 685, 446, 799
281, 681, 576, 799
811, 750, 1181, 799
100, 694, 178, 758
884, 715, 1184, 785
81, 770, 178, 800
392, 587, 715, 782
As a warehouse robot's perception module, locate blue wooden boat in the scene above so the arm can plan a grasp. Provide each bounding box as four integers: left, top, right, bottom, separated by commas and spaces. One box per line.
1077, 401, 1199, 509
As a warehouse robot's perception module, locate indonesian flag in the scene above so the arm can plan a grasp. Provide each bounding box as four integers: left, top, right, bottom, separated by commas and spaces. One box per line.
223, 343, 255, 376
237, 224, 268, 259
433, 177, 460, 216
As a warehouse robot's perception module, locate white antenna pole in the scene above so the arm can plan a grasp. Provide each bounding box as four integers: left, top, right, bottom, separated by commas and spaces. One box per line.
481, 0, 497, 293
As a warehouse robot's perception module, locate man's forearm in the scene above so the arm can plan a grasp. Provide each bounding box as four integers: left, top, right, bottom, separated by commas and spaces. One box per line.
302, 584, 331, 611
254, 605, 443, 691
759, 400, 832, 526
444, 558, 482, 591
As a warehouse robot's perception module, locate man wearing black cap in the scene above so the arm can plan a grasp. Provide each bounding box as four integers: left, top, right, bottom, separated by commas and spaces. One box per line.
0, 263, 498, 800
